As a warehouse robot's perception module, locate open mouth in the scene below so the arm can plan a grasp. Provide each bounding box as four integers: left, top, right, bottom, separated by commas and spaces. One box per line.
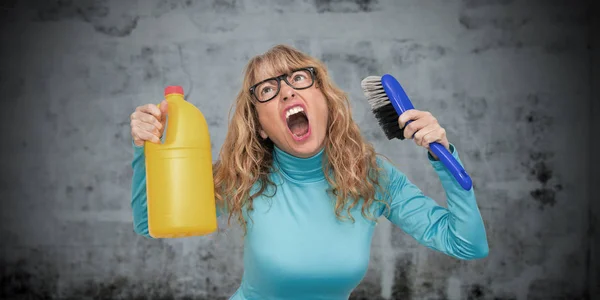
285, 106, 310, 140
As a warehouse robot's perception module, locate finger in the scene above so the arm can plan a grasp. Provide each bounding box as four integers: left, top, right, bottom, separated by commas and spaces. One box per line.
397, 109, 421, 128
413, 124, 439, 147
133, 120, 162, 137
134, 126, 161, 144
403, 117, 430, 139
131, 129, 145, 146
158, 100, 169, 132
158, 100, 168, 121
417, 125, 442, 147
422, 131, 441, 147
430, 127, 449, 150
132, 112, 163, 131
136, 104, 162, 120
131, 129, 144, 146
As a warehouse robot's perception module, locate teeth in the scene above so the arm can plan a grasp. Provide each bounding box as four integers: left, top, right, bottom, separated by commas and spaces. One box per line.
285, 106, 305, 120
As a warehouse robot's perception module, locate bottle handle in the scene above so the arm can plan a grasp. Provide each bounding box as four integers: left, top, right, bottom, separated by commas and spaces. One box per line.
158, 102, 169, 145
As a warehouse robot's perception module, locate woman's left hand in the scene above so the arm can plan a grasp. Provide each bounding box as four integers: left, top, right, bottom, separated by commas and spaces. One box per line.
398, 109, 450, 160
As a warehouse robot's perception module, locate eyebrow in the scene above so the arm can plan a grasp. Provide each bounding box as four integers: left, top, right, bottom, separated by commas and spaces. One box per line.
253, 62, 311, 87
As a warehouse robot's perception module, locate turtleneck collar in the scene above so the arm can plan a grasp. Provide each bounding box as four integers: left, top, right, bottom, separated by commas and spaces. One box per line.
272, 145, 326, 183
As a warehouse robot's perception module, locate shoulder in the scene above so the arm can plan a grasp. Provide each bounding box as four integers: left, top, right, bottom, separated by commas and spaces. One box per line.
375, 155, 407, 185
373, 155, 411, 203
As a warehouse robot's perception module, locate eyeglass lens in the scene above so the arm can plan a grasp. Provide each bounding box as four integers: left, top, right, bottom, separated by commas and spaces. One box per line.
254, 69, 313, 102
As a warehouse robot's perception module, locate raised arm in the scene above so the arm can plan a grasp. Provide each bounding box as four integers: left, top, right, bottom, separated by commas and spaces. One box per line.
378, 144, 489, 260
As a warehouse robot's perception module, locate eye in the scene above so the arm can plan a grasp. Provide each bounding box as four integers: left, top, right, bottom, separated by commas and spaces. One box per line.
261, 86, 273, 95
293, 74, 306, 82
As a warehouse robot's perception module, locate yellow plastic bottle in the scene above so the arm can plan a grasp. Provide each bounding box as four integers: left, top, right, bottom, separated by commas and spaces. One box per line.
144, 86, 217, 238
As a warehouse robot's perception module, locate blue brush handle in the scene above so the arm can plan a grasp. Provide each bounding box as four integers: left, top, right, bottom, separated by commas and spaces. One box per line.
381, 74, 472, 190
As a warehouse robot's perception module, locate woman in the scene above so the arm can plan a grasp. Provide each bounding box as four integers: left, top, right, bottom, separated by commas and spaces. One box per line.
129, 44, 488, 299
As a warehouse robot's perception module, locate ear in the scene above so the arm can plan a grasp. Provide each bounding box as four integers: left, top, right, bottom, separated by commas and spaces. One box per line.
259, 128, 268, 139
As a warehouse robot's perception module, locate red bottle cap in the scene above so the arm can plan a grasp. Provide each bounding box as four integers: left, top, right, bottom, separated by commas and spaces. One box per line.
164, 86, 184, 96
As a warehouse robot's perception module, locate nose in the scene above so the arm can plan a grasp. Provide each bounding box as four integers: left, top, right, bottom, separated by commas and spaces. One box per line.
280, 82, 295, 101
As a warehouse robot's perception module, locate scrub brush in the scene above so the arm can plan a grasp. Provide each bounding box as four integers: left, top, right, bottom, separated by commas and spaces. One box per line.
360, 74, 473, 190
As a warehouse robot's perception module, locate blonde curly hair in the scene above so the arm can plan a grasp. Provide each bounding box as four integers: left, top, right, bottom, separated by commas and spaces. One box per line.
213, 44, 388, 234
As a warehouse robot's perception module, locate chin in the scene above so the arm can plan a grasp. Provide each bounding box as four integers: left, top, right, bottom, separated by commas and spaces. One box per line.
293, 144, 323, 158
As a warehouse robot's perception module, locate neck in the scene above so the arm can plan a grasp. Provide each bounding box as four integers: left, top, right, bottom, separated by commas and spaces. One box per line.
272, 145, 326, 183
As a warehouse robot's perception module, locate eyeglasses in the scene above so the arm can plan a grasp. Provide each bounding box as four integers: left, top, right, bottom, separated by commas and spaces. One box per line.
249, 67, 316, 103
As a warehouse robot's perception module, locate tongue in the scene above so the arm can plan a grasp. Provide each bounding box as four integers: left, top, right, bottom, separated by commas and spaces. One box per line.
288, 114, 309, 136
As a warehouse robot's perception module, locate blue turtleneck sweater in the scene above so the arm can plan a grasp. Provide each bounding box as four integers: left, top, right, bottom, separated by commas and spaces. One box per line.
130, 142, 488, 299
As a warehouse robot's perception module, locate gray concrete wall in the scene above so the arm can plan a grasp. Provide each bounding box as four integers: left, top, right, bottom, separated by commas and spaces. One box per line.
590, 1, 599, 298
0, 0, 594, 299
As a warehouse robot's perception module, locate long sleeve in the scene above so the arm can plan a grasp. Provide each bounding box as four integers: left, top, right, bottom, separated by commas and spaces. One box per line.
131, 141, 153, 238
379, 144, 489, 260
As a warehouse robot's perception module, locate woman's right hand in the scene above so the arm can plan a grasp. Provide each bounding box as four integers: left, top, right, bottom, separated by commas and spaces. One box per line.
130, 100, 168, 147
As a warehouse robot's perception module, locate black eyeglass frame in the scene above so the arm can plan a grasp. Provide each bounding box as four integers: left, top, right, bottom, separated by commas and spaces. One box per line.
249, 67, 316, 103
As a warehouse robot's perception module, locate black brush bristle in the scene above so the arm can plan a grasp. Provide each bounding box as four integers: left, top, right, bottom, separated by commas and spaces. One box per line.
373, 103, 405, 140
360, 76, 405, 140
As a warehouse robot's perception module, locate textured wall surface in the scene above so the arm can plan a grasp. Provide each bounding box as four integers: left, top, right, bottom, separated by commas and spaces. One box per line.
0, 0, 595, 299
590, 3, 599, 298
